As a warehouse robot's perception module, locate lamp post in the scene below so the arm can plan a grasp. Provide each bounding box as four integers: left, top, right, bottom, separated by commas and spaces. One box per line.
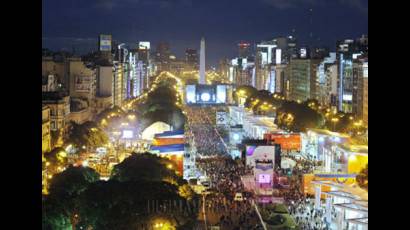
331, 118, 339, 131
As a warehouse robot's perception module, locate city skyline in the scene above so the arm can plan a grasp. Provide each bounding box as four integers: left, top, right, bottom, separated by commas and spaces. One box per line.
42, 0, 368, 66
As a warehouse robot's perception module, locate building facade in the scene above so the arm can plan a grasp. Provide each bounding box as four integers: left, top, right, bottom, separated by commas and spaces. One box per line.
287, 59, 321, 102
42, 92, 70, 144
42, 105, 52, 153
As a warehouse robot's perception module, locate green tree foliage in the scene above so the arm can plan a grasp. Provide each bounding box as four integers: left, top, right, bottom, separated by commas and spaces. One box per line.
110, 153, 183, 185
356, 164, 368, 191
44, 147, 67, 166
78, 180, 185, 230
95, 106, 125, 123
43, 166, 100, 230
276, 101, 325, 132
67, 121, 109, 150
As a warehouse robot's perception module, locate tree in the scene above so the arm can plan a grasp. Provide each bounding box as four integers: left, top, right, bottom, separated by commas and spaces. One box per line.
44, 166, 100, 230
111, 153, 184, 185
95, 106, 125, 124
78, 180, 192, 230
275, 101, 325, 132
356, 164, 368, 191
67, 121, 109, 151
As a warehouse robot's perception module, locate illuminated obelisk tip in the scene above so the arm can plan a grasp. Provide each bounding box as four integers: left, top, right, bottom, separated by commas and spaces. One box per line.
199, 37, 206, 84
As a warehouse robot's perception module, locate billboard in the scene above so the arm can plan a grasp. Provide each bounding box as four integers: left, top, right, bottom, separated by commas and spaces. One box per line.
216, 111, 227, 125
75, 76, 92, 92
99, 34, 112, 51
122, 130, 134, 139
245, 145, 275, 167
216, 85, 227, 103
139, 41, 150, 50
186, 85, 196, 103
264, 133, 301, 151
259, 174, 271, 183
300, 48, 307, 58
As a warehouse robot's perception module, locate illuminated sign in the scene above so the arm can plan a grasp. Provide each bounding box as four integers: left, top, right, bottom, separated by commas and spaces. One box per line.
122, 130, 134, 139
216, 111, 227, 125
300, 48, 307, 58
138, 41, 150, 50
99, 34, 112, 51
258, 174, 271, 183
186, 85, 196, 103
264, 133, 301, 151
343, 94, 352, 101
200, 92, 210, 101
216, 85, 227, 103
275, 49, 282, 64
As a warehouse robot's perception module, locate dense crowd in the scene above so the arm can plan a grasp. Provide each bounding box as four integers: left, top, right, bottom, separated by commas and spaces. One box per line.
185, 107, 227, 155
197, 156, 262, 230
287, 198, 335, 230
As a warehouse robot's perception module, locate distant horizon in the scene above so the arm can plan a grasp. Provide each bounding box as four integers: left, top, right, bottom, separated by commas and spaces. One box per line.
42, 32, 367, 67
43, 0, 368, 66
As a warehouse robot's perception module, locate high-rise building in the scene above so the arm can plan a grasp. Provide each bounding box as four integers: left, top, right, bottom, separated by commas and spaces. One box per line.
96, 66, 114, 113
138, 41, 150, 64
362, 62, 368, 125
238, 42, 251, 58
155, 42, 171, 73
325, 64, 339, 108
352, 57, 368, 122
199, 38, 206, 84
274, 64, 287, 94
112, 63, 125, 107
185, 48, 198, 71
272, 36, 298, 63
99, 34, 112, 63
218, 58, 230, 82
336, 36, 368, 112
42, 105, 51, 153
255, 42, 276, 91
135, 60, 146, 96
316, 53, 336, 106
287, 59, 321, 102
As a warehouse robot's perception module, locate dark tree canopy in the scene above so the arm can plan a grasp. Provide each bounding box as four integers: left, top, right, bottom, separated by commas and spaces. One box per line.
356, 164, 368, 191
78, 180, 186, 230
67, 121, 109, 150
44, 166, 100, 230
48, 165, 100, 198
110, 153, 183, 185
276, 101, 325, 132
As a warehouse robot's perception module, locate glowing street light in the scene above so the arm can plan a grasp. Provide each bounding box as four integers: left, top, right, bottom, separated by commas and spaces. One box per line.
331, 117, 339, 131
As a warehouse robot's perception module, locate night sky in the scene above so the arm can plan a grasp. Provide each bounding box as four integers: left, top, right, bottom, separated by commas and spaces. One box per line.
43, 0, 368, 66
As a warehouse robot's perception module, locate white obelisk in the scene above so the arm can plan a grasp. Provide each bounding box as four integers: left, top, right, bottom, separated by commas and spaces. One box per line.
199, 37, 206, 84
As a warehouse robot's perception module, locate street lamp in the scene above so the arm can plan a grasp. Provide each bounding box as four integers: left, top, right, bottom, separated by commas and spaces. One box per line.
331, 118, 339, 131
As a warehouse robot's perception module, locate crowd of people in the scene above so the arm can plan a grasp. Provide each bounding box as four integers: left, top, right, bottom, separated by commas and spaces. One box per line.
197, 156, 262, 230
185, 107, 227, 155
287, 198, 335, 230
184, 106, 337, 229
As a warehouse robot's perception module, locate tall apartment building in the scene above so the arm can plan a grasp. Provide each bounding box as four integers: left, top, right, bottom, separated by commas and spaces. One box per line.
185, 48, 198, 71
42, 105, 51, 153
287, 59, 321, 102
336, 35, 368, 112
316, 53, 336, 106
155, 42, 171, 73
352, 57, 368, 122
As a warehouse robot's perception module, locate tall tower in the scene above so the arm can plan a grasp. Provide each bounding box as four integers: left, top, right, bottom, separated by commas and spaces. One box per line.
199, 37, 206, 84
